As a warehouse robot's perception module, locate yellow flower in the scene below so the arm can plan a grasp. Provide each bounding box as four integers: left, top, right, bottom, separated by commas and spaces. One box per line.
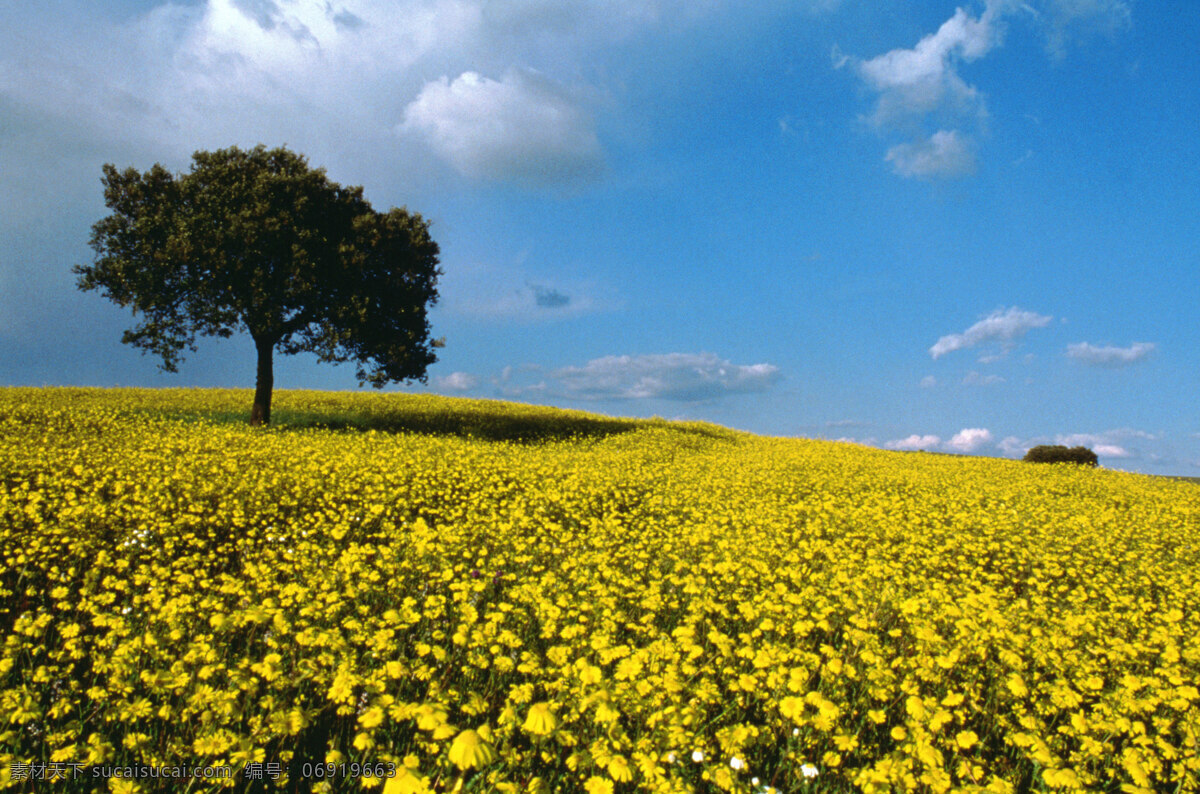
607, 755, 633, 783
359, 706, 385, 729
779, 696, 804, 721
956, 730, 979, 750
448, 729, 497, 770
523, 702, 559, 736
383, 767, 430, 794
584, 777, 613, 794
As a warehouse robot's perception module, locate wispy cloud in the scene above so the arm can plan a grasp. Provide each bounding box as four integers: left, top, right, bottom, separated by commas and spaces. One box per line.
530, 283, 571, 308
885, 129, 976, 178
840, 2, 1003, 179
997, 436, 1027, 456
885, 434, 941, 451
996, 428, 1155, 460
962, 370, 1005, 386
432, 371, 479, 391
1066, 341, 1155, 367
444, 273, 611, 322
839, 0, 1133, 177
930, 307, 1052, 359
551, 353, 781, 402
1040, 0, 1132, 58
400, 69, 604, 186
854, 5, 1000, 125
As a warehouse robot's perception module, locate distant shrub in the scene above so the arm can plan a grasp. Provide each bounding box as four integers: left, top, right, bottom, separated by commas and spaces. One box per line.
1023, 445, 1099, 466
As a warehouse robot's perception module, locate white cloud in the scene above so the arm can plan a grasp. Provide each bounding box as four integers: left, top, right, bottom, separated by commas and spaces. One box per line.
856, 6, 1000, 125
1041, 0, 1132, 58
401, 69, 604, 186
1056, 428, 1156, 447
885, 434, 941, 451
998, 436, 1027, 456
4, 0, 720, 198
840, 0, 1133, 176
432, 371, 478, 391
1093, 443, 1130, 458
919, 375, 937, 388
989, 428, 1160, 461
886, 130, 976, 178
842, 3, 1001, 179
885, 427, 995, 454
962, 370, 1005, 386
946, 427, 993, 453
930, 307, 1052, 359
1066, 341, 1155, 367
551, 353, 781, 402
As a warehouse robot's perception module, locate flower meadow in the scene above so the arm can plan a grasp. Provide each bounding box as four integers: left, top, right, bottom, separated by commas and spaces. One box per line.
2, 388, 1198, 793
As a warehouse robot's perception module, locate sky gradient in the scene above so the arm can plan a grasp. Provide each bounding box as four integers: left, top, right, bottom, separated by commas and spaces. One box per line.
3, 0, 1197, 474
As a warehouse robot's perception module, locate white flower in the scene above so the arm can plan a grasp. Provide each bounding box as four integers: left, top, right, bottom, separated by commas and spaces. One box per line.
666, 752, 676, 764
730, 757, 744, 770
752, 778, 760, 786
692, 750, 704, 763
792, 728, 800, 736
801, 763, 819, 778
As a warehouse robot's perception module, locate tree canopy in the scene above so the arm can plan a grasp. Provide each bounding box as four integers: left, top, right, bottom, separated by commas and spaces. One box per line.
75, 145, 442, 425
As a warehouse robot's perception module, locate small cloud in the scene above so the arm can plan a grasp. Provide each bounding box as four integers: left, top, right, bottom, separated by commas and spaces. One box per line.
1066, 341, 1155, 367
886, 129, 976, 179
1057, 428, 1156, 445
432, 371, 479, 392
401, 68, 604, 187
998, 436, 1027, 456
826, 419, 867, 428
836, 436, 878, 447
329, 8, 365, 32
839, 0, 1132, 175
444, 265, 612, 322
1041, 0, 1132, 58
886, 434, 941, 451
962, 370, 1004, 386
1093, 443, 1130, 458
854, 7, 999, 125
1044, 428, 1157, 460
530, 283, 570, 309
930, 307, 1053, 359
233, 0, 284, 31
830, 43, 849, 69
945, 427, 993, 453
920, 375, 937, 388
551, 352, 782, 402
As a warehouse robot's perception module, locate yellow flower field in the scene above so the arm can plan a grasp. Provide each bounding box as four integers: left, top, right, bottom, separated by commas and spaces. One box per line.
1, 388, 1197, 792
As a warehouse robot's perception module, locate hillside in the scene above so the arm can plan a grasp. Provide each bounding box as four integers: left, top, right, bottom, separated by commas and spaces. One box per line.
1, 388, 1198, 792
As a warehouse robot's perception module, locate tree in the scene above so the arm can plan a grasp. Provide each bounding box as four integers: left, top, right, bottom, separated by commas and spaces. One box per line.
1022, 445, 1099, 466
75, 145, 442, 425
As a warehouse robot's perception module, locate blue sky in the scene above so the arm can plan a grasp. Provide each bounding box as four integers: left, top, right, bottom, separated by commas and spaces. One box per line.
2, 0, 1197, 474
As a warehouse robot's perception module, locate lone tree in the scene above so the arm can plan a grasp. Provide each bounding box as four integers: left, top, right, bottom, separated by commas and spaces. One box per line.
76, 145, 442, 425
1023, 445, 1099, 466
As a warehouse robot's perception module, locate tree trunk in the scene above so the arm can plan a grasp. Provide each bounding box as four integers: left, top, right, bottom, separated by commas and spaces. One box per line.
250, 336, 274, 426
